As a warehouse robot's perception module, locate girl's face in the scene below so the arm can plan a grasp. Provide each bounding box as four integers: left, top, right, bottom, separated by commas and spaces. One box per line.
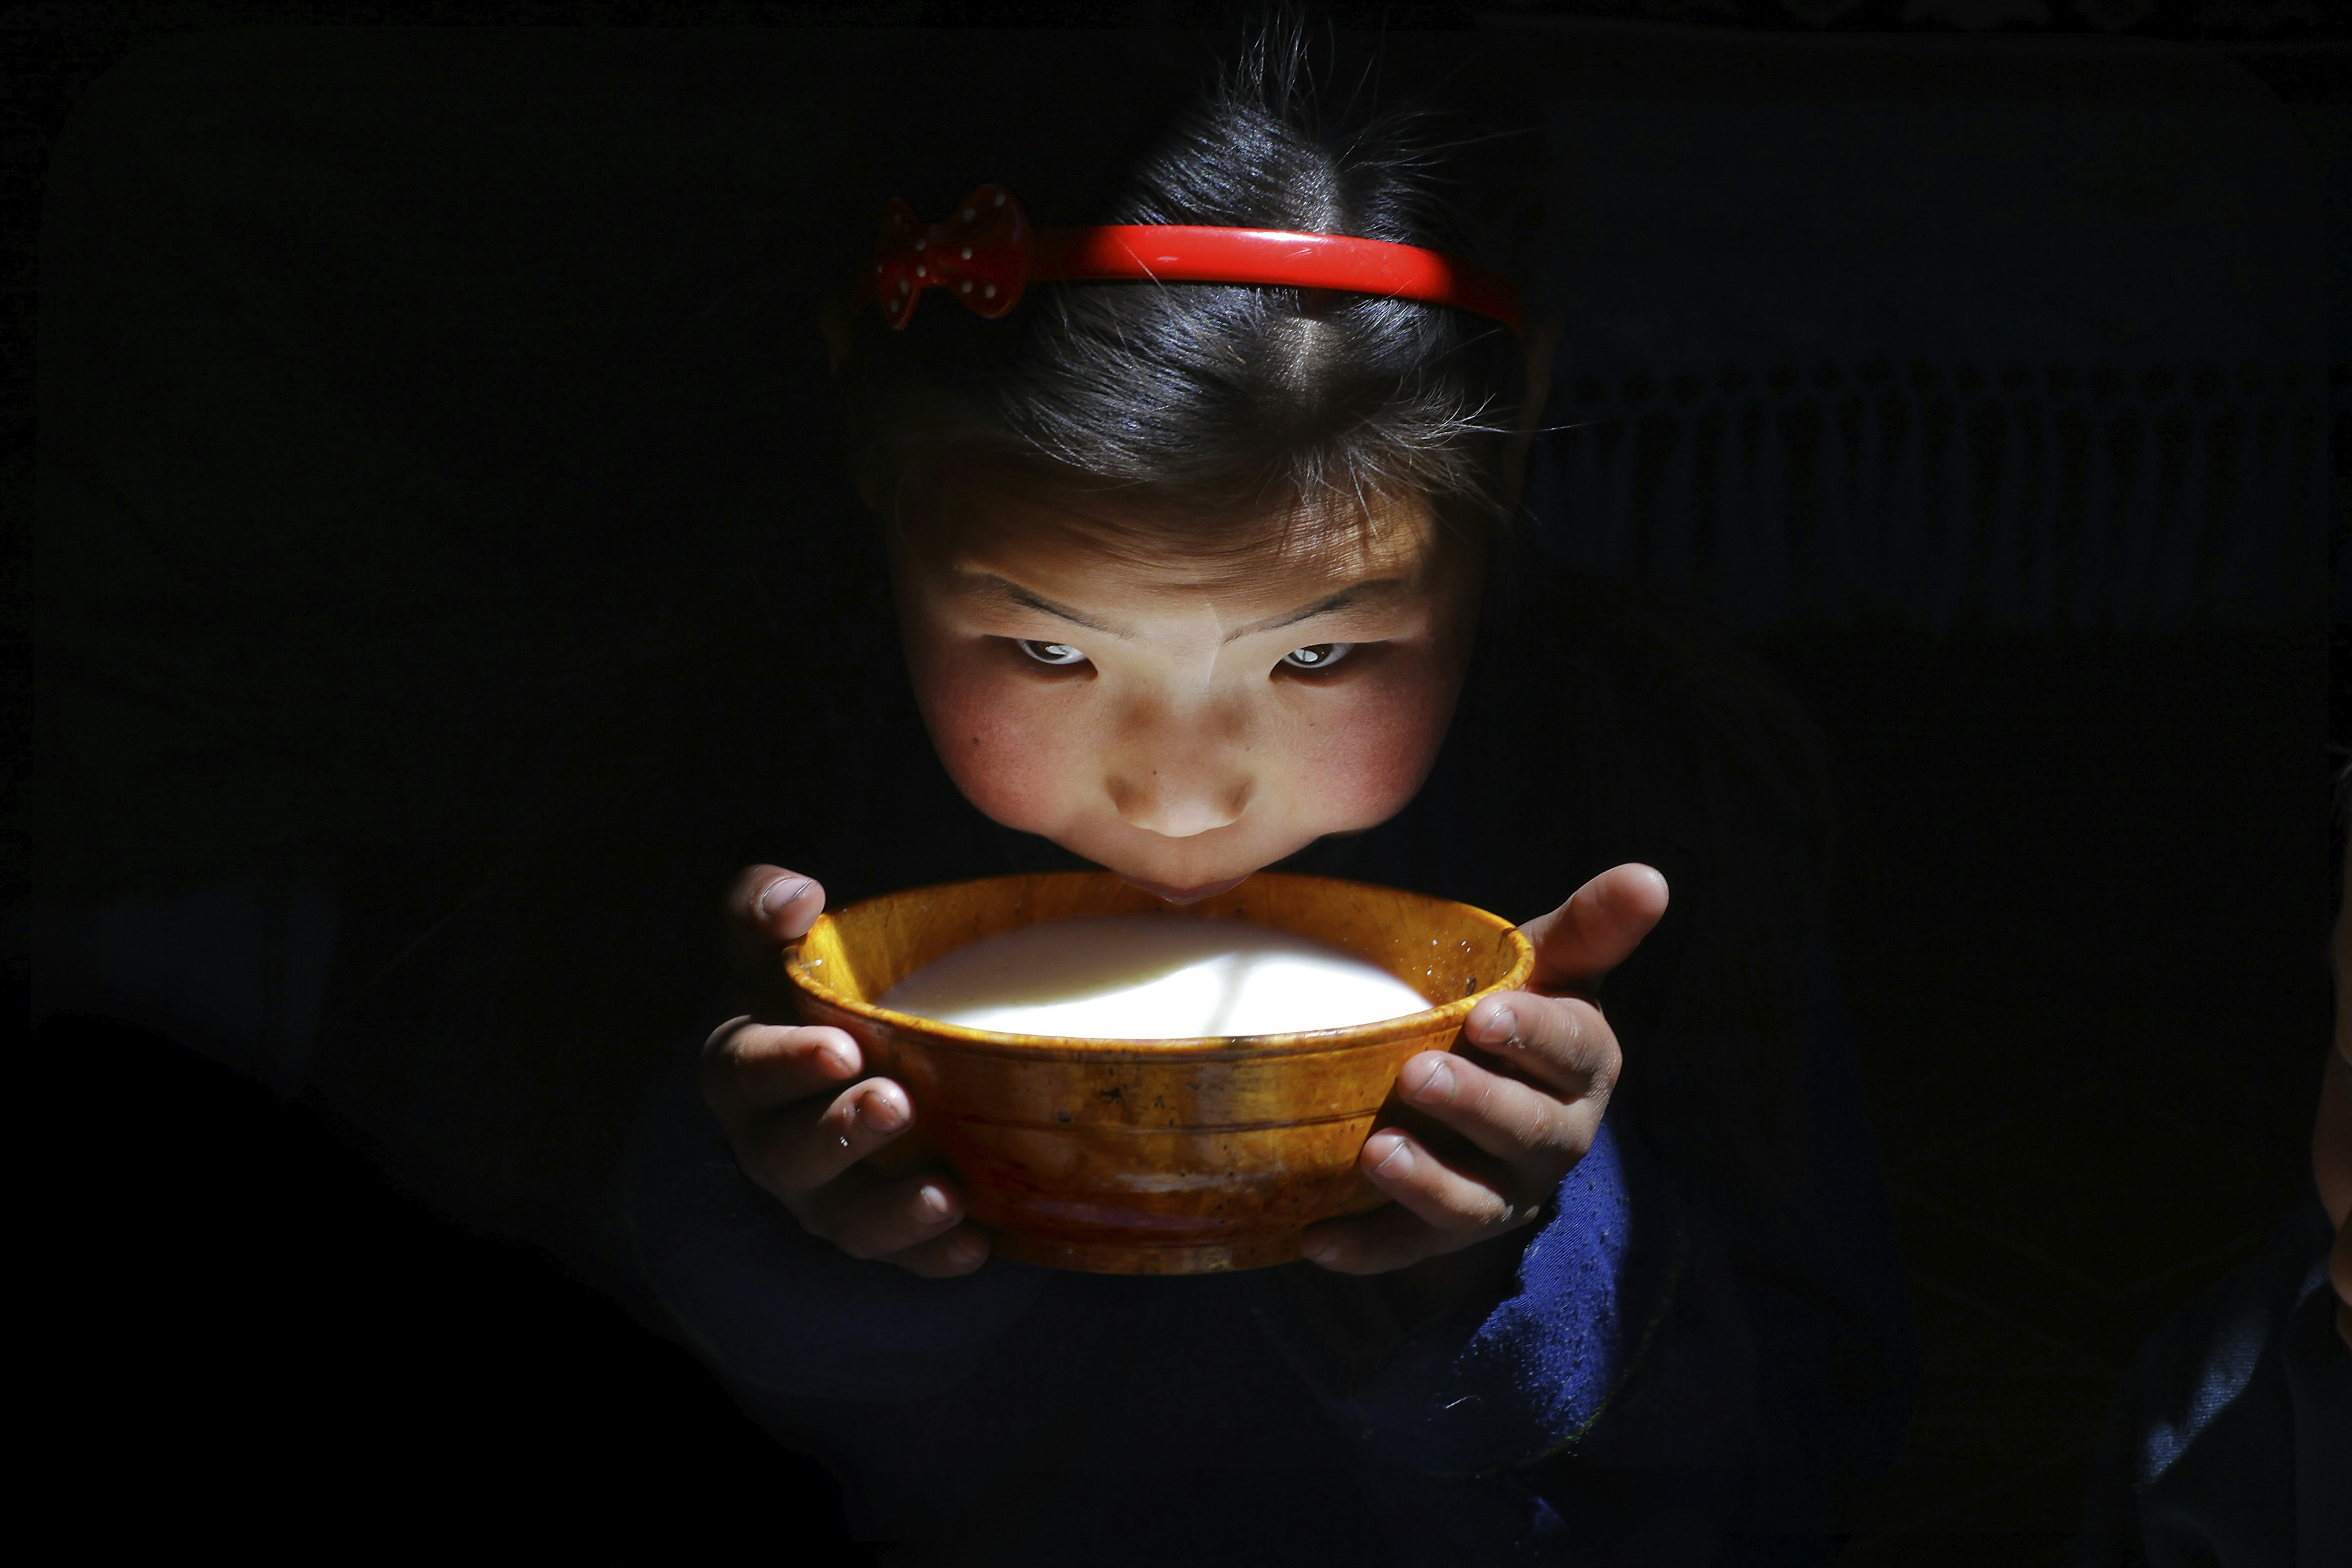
890, 466, 1484, 903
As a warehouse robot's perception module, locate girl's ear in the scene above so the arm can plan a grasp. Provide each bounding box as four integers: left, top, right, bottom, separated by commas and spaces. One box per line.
1501, 312, 1562, 518
817, 288, 857, 374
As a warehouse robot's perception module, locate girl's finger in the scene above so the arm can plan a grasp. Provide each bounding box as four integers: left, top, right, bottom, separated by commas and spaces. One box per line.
1299, 1199, 1448, 1276
750, 1076, 918, 1196
1516, 864, 1669, 998
1393, 1049, 1583, 1170
1459, 991, 1619, 1103
725, 864, 827, 944
812, 1169, 969, 1263
699, 1019, 861, 1117
1355, 1129, 1539, 1237
886, 1221, 993, 1280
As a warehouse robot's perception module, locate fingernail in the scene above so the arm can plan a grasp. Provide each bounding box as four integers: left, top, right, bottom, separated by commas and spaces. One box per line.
1483, 1003, 1521, 1048
1370, 1137, 1414, 1178
818, 1042, 857, 1076
1411, 1059, 1456, 1106
861, 1090, 907, 1134
758, 877, 810, 919
1302, 1238, 1338, 1265
918, 1184, 952, 1221
947, 1234, 982, 1267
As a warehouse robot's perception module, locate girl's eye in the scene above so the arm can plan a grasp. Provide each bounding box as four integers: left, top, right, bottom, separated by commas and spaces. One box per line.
1280, 643, 1354, 672
1017, 639, 1090, 667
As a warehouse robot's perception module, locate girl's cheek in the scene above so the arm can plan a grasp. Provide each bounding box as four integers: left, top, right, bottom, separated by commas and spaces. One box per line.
913, 657, 1082, 831
1280, 668, 1457, 827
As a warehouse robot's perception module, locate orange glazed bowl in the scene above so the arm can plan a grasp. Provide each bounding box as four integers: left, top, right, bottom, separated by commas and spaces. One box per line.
781, 870, 1535, 1275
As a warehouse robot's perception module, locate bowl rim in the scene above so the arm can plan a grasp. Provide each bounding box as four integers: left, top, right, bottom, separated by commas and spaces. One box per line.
781, 869, 1537, 1058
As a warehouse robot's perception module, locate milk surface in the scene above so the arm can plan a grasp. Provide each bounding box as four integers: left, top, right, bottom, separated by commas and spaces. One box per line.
879, 915, 1431, 1039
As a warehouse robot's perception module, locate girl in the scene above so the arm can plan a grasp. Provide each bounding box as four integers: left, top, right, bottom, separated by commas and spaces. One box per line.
629, 25, 1910, 1564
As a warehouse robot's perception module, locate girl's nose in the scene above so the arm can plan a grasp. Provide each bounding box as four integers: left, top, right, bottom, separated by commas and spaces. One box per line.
1105, 715, 1253, 835
1107, 769, 1253, 839
1104, 688, 1254, 838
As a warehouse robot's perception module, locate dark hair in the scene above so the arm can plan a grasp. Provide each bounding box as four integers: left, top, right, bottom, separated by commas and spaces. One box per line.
829, 21, 1531, 548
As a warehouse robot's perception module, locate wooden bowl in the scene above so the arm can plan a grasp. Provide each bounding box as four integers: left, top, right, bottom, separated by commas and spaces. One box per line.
782, 870, 1534, 1275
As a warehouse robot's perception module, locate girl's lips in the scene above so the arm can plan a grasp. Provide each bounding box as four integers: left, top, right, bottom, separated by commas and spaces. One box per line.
1119, 873, 1251, 906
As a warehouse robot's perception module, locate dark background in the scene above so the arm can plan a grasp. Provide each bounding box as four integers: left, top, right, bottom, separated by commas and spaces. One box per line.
11, 6, 2343, 1562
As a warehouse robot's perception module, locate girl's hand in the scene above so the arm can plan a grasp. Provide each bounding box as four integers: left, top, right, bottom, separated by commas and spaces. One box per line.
698, 865, 989, 1278
1297, 864, 1669, 1276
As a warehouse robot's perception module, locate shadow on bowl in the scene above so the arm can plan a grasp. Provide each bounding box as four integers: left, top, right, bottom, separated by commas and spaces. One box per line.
783, 870, 1534, 1275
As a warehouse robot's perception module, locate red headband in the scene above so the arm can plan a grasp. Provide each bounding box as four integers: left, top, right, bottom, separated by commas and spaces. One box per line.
856, 184, 1525, 337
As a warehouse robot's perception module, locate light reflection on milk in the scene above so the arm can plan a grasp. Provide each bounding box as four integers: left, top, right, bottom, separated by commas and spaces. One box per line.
878, 915, 1431, 1039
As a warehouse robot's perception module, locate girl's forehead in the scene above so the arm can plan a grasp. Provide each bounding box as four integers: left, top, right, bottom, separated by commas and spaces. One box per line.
918, 473, 1452, 601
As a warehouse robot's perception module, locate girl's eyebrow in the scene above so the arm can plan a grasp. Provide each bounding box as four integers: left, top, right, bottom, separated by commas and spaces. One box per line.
954, 571, 1129, 638
952, 571, 1402, 643
1223, 581, 1403, 643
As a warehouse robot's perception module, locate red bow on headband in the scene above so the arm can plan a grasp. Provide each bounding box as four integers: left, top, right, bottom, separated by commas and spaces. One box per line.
862, 184, 1033, 329
857, 183, 1526, 336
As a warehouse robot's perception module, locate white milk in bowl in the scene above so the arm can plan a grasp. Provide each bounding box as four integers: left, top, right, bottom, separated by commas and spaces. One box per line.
878, 915, 1432, 1039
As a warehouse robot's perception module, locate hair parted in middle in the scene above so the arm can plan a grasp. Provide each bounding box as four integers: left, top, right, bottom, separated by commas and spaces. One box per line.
829, 17, 1539, 551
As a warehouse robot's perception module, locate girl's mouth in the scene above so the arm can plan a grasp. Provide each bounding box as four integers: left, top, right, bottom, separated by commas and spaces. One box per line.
1118, 873, 1251, 906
